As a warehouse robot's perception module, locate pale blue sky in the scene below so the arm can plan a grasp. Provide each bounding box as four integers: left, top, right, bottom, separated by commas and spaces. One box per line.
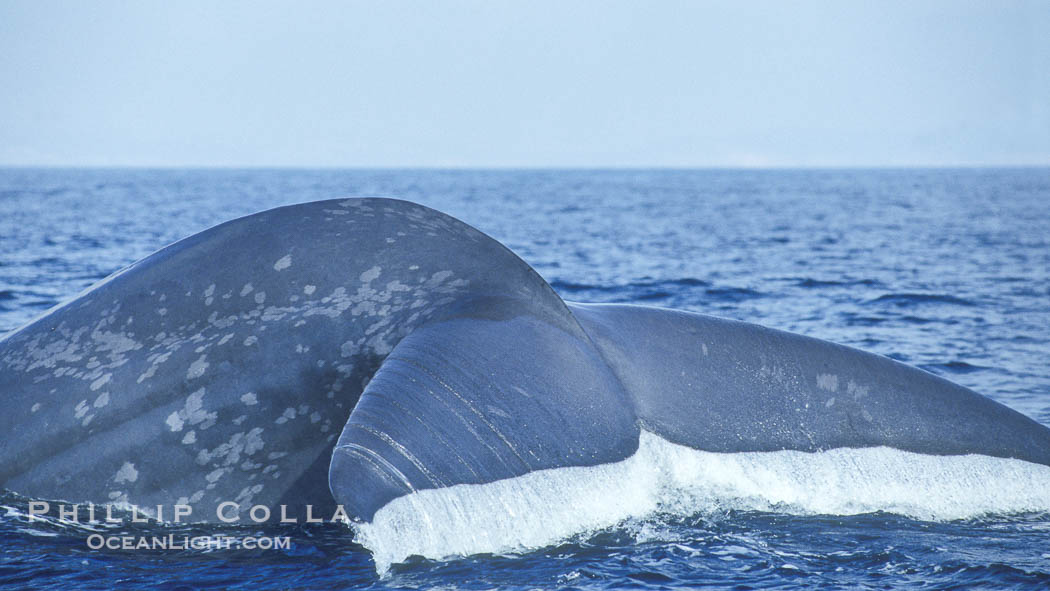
1, 0, 1047, 167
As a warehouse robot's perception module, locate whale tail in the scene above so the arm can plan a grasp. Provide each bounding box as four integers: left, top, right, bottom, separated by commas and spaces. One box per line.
1, 197, 1048, 529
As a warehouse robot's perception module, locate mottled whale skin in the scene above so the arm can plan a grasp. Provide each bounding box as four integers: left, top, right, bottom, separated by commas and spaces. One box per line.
1, 198, 1048, 523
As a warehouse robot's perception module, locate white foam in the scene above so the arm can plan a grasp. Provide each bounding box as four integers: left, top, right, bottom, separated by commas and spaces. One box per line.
352, 431, 1050, 574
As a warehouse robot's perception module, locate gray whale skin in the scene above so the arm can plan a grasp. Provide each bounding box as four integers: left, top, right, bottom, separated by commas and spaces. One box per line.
2, 198, 1048, 523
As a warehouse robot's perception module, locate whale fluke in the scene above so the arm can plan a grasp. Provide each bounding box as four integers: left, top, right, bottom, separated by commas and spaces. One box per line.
329, 296, 638, 521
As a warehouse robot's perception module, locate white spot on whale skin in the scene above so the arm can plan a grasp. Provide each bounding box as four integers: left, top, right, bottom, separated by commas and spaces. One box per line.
93, 392, 110, 408
273, 255, 292, 271
360, 266, 381, 283
340, 340, 357, 358
204, 284, 216, 298
243, 335, 258, 346
114, 462, 138, 484
182, 431, 197, 445
74, 400, 89, 419
254, 292, 267, 305
245, 427, 266, 455
701, 343, 709, 356
166, 411, 185, 432
386, 280, 411, 292
182, 388, 216, 428
427, 270, 453, 285
240, 283, 254, 296
847, 380, 870, 400
825, 397, 837, 408
275, 407, 296, 424
90, 373, 111, 391
206, 468, 226, 483
31, 403, 41, 413
241, 392, 258, 406
817, 374, 839, 392
186, 355, 209, 379
303, 285, 316, 295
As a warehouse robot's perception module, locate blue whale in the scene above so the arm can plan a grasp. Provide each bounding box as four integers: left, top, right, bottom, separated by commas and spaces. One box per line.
1, 198, 1048, 525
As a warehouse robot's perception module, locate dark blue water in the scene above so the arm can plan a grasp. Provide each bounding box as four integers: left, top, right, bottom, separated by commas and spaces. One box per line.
2, 168, 1049, 589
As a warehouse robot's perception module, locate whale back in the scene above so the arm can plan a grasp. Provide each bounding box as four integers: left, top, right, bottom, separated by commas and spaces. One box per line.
0, 198, 594, 519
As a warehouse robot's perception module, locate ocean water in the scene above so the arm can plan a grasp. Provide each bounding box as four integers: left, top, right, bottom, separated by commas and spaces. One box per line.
1, 168, 1049, 589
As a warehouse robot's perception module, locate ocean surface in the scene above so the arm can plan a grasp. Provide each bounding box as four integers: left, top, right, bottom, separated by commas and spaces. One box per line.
1, 168, 1049, 589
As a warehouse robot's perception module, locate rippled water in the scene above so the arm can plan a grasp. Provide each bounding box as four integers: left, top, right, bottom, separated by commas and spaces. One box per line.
2, 168, 1049, 589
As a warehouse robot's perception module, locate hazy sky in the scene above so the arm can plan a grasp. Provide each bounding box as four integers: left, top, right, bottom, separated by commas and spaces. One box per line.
1, 0, 1047, 167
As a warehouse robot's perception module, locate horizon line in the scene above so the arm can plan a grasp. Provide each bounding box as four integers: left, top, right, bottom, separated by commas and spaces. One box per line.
2, 163, 1049, 172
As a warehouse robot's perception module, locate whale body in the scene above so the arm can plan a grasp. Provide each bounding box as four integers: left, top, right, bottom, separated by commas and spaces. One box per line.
1, 198, 1049, 526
